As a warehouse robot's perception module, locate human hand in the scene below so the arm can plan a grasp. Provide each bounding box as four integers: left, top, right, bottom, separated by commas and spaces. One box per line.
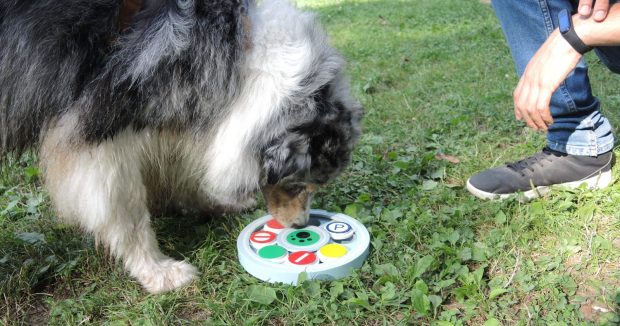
578, 0, 610, 21
512, 30, 583, 131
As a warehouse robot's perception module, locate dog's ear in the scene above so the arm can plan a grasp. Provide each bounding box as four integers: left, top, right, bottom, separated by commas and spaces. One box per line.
305, 111, 358, 183
263, 102, 361, 185
263, 133, 312, 185
297, 97, 363, 184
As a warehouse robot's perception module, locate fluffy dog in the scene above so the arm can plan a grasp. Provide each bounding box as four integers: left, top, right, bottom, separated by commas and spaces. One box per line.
0, 0, 362, 293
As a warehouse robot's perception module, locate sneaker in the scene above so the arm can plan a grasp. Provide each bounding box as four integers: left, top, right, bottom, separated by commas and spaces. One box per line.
466, 147, 614, 200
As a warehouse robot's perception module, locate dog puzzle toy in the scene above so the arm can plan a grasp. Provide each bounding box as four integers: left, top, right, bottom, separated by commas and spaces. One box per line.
237, 209, 370, 284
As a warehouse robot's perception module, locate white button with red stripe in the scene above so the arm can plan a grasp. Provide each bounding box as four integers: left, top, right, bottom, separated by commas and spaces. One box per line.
249, 230, 277, 250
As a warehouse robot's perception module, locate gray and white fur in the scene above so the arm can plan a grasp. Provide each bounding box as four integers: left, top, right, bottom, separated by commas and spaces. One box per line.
0, 0, 362, 293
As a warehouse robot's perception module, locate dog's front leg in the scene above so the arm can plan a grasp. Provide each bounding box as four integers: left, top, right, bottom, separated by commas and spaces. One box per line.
41, 123, 197, 293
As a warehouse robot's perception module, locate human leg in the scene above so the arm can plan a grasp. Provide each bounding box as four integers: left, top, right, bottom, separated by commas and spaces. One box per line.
467, 0, 614, 200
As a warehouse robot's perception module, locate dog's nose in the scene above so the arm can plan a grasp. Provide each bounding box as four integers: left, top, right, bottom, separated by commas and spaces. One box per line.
291, 221, 306, 228
292, 212, 310, 227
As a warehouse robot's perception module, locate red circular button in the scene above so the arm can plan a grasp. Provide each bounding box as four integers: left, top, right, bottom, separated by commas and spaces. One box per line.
288, 251, 317, 265
266, 219, 285, 229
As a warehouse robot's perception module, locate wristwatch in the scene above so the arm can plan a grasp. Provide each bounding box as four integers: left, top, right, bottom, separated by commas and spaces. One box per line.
558, 9, 592, 54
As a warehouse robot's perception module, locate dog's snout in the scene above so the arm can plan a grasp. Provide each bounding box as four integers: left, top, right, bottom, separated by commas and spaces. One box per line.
262, 183, 315, 228
290, 211, 310, 228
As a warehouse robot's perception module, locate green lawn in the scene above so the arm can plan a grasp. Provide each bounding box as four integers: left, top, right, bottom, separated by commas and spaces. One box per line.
2, 0, 619, 324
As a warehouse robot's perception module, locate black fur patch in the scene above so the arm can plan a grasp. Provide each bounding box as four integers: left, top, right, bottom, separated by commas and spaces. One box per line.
0, 0, 249, 154
0, 0, 119, 154
263, 81, 363, 185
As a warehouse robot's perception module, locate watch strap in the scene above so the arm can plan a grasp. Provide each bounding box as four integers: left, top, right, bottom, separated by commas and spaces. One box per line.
561, 26, 592, 55
558, 9, 592, 55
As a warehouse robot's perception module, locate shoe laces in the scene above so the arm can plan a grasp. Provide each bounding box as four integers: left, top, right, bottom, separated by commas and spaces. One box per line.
506, 148, 559, 175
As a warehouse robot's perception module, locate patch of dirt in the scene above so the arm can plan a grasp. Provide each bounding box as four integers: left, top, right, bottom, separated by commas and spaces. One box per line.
565, 252, 583, 268
465, 315, 488, 326
176, 304, 212, 322
266, 318, 288, 326
23, 300, 49, 326
579, 299, 614, 322
613, 237, 620, 249
564, 255, 620, 322
394, 312, 406, 322
575, 281, 619, 322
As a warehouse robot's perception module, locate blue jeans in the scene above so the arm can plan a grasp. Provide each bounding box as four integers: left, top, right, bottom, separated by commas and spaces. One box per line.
492, 0, 620, 156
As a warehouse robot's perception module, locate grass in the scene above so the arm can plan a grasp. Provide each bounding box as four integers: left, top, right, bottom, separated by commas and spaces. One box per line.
1, 0, 619, 324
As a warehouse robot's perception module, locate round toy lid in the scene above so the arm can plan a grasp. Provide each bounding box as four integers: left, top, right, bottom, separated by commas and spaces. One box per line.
237, 209, 370, 285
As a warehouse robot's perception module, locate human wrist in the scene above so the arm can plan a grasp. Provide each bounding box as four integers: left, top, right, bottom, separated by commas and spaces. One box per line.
572, 14, 594, 47
558, 9, 592, 54
572, 4, 620, 47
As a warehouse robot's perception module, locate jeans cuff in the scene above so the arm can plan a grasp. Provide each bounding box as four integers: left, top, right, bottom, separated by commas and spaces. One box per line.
547, 140, 615, 156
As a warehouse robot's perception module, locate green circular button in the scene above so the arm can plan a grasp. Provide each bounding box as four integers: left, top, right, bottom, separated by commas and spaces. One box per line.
257, 245, 287, 259
286, 229, 321, 246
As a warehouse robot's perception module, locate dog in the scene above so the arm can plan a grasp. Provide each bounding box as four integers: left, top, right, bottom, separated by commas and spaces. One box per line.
0, 0, 362, 293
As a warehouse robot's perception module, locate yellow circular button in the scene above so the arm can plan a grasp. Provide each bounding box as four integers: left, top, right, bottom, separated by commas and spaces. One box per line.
319, 243, 347, 258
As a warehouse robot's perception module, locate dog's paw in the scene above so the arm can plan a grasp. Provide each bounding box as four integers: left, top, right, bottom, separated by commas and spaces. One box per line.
135, 259, 198, 294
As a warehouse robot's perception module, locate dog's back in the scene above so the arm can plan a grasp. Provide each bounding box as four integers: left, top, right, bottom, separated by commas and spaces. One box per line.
0, 0, 249, 156
0, 0, 116, 155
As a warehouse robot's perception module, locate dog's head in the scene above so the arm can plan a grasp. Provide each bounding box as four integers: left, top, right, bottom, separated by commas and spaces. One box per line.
261, 73, 362, 227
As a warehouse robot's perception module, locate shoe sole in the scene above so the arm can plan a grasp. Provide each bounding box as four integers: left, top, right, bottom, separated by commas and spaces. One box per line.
466, 169, 613, 201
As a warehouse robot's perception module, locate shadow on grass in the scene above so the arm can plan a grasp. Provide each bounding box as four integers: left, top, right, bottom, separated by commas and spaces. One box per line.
150, 209, 249, 259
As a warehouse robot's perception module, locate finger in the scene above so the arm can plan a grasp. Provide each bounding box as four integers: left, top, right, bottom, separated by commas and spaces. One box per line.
513, 80, 525, 120
578, 0, 593, 16
515, 96, 534, 129
515, 84, 537, 129
525, 88, 548, 130
530, 108, 548, 131
513, 93, 523, 121
521, 113, 537, 130
536, 91, 554, 127
593, 0, 610, 21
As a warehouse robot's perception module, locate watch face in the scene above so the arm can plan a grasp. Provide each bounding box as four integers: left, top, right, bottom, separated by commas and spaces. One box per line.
558, 9, 571, 33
